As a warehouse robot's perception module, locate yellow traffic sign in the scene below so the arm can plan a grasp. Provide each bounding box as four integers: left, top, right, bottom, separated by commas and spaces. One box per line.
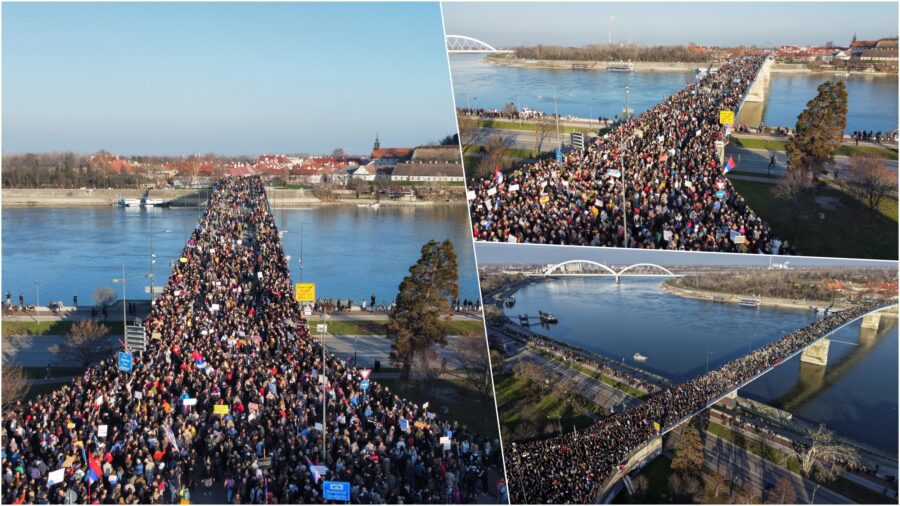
719, 110, 734, 125
295, 283, 315, 302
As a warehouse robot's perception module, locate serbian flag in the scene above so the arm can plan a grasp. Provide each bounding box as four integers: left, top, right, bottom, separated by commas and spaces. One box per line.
86, 453, 102, 484
723, 155, 735, 174
495, 167, 503, 185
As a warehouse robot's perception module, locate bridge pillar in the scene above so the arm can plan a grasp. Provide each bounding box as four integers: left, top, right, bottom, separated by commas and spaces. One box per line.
861, 313, 881, 330
800, 338, 830, 367
615, 275, 620, 284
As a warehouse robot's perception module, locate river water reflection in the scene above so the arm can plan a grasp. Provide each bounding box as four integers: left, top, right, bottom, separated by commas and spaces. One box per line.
450, 54, 898, 133
1, 204, 480, 306
505, 277, 897, 450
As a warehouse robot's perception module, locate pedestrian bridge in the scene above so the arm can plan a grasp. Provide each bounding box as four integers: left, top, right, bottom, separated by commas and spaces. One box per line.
596, 301, 898, 502
446, 35, 513, 54
542, 260, 679, 283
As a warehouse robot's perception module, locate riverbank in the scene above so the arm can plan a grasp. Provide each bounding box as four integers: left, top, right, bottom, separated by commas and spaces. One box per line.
482, 56, 898, 77
483, 55, 698, 72
660, 281, 851, 312
1, 188, 465, 208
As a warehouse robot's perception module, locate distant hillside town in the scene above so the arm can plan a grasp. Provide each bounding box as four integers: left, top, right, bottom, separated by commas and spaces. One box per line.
1, 135, 464, 189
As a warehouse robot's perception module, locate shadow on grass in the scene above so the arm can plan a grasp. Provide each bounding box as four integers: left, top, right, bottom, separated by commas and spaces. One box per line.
732, 179, 898, 260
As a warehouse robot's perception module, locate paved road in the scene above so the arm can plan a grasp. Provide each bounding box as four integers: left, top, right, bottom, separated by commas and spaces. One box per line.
324, 334, 487, 371
475, 128, 563, 153
725, 146, 898, 177
503, 346, 641, 414
2, 334, 118, 367
703, 433, 853, 504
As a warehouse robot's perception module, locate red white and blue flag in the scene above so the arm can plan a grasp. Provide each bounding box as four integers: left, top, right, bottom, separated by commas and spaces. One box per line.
723, 155, 735, 174
86, 453, 102, 484
495, 167, 503, 185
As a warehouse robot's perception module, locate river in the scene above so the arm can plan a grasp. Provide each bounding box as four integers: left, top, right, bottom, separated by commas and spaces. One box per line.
1, 204, 480, 306
504, 277, 898, 451
450, 54, 898, 133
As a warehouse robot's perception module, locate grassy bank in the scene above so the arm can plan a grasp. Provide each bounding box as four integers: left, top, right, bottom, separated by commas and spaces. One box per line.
535, 349, 647, 399
3, 320, 125, 337
731, 137, 898, 160
476, 119, 595, 135
731, 179, 898, 260
307, 319, 484, 336
376, 376, 499, 437
494, 372, 598, 442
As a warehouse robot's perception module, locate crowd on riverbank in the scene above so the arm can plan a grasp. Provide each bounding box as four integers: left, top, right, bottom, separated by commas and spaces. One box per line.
469, 55, 792, 254
505, 299, 893, 503
2, 176, 503, 504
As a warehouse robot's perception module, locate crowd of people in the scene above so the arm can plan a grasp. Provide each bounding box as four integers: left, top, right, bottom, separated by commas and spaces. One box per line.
469, 55, 793, 254
2, 176, 503, 504
852, 129, 896, 145
505, 299, 894, 503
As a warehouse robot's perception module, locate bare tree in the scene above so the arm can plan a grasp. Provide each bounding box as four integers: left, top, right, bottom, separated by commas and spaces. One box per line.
92, 286, 117, 307
50, 320, 111, 369
332, 148, 346, 158
2, 363, 29, 409
705, 470, 730, 501
671, 425, 705, 474
477, 135, 513, 180
457, 113, 480, 155
764, 476, 797, 504
451, 332, 494, 421
797, 424, 860, 484
843, 154, 894, 223
534, 117, 555, 156
772, 170, 814, 241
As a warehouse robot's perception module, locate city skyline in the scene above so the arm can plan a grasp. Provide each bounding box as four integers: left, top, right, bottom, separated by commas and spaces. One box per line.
2, 2, 458, 156
442, 2, 898, 49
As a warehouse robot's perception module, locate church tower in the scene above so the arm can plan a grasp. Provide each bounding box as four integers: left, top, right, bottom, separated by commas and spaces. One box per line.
373, 133, 381, 151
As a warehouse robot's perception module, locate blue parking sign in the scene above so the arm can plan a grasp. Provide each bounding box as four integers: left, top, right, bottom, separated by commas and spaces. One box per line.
360, 380, 370, 390
118, 352, 133, 372
323, 481, 350, 502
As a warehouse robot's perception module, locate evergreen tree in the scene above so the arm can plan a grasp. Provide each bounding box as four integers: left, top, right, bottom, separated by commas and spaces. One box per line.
387, 240, 459, 381
785, 80, 848, 181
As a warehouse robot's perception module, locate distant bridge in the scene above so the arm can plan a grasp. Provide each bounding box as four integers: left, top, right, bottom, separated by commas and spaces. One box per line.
542, 260, 679, 283
446, 35, 513, 54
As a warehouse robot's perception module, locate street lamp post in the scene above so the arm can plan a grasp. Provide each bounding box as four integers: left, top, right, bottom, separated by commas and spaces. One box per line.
554, 91, 561, 149
34, 281, 40, 312
148, 226, 171, 303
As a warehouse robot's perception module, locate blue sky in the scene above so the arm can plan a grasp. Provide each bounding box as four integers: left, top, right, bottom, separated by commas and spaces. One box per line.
443, 2, 898, 49
2, 2, 457, 156
475, 243, 899, 268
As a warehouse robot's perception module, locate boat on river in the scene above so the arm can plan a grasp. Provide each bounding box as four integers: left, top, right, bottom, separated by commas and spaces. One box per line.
633, 352, 647, 362
607, 61, 634, 72
539, 310, 558, 324
739, 297, 760, 308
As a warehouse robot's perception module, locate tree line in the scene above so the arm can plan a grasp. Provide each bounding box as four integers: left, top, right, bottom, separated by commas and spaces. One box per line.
512, 43, 712, 62
667, 268, 896, 302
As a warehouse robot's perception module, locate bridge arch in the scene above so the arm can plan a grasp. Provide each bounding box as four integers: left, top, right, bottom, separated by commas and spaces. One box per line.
616, 263, 676, 277
543, 260, 617, 276
446, 35, 510, 54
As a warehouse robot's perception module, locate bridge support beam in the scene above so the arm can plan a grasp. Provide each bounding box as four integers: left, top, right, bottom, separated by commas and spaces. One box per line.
800, 338, 830, 367
861, 313, 881, 330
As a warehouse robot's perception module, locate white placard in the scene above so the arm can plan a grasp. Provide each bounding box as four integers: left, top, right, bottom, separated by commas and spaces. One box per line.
486, 188, 497, 196
97, 425, 108, 438
47, 468, 65, 487
466, 190, 476, 201
508, 184, 520, 192
440, 436, 451, 451
183, 398, 198, 406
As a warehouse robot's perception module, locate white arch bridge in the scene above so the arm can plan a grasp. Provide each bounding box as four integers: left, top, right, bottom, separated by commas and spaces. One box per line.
445, 35, 513, 54
541, 260, 680, 283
